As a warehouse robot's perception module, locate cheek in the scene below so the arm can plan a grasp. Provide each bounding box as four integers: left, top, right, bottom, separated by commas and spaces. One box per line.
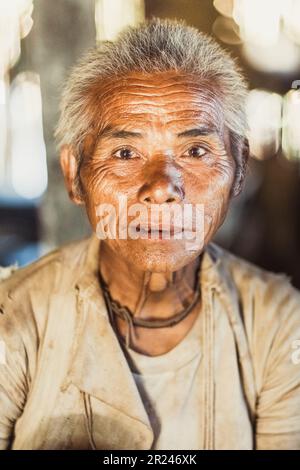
185, 160, 234, 228
82, 158, 141, 200
81, 161, 113, 200
186, 161, 234, 200
80, 163, 112, 229
81, 162, 142, 229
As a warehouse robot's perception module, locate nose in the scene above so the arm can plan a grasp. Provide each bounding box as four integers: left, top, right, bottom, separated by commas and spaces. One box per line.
138, 166, 184, 205
139, 179, 183, 205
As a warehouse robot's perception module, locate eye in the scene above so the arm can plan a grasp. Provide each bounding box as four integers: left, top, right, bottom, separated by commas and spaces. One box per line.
113, 147, 137, 160
183, 145, 206, 159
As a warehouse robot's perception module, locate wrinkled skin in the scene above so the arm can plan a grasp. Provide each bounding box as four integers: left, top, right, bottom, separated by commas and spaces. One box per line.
60, 71, 248, 355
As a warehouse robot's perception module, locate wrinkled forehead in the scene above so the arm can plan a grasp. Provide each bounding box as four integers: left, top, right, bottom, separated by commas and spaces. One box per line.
88, 71, 225, 135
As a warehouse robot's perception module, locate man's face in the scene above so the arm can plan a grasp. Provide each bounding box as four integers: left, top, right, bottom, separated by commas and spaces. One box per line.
69, 71, 237, 272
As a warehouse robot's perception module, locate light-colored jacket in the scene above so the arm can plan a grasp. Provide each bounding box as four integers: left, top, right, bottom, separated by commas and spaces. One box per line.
0, 234, 300, 450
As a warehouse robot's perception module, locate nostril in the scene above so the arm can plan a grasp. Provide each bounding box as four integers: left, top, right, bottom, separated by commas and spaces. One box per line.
166, 197, 175, 203
144, 196, 151, 203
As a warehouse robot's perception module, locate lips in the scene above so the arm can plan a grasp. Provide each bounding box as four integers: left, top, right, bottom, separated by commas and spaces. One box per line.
136, 224, 184, 236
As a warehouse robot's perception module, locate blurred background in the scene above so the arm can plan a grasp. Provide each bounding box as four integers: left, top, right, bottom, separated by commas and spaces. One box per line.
0, 0, 299, 287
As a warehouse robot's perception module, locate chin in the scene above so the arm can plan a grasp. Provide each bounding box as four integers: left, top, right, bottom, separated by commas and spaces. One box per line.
116, 238, 202, 273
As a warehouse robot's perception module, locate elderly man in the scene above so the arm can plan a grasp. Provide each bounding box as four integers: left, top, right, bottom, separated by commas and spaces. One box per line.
0, 19, 300, 451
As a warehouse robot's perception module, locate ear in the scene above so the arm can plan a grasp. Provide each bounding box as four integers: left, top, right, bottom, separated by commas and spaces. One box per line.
59, 145, 84, 205
230, 135, 250, 198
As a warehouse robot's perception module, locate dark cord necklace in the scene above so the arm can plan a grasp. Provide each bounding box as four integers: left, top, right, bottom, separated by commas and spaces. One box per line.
99, 259, 202, 336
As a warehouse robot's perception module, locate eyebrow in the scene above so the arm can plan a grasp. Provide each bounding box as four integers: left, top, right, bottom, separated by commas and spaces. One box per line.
97, 125, 218, 140
98, 127, 142, 139
177, 127, 218, 138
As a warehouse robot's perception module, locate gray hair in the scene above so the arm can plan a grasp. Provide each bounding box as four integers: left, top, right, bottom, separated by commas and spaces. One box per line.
55, 18, 248, 165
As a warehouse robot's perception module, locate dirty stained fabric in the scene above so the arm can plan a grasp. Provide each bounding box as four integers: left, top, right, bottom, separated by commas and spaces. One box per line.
0, 233, 300, 450
123, 309, 203, 450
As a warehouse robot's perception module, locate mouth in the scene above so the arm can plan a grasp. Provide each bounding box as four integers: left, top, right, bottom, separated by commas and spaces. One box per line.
136, 224, 185, 239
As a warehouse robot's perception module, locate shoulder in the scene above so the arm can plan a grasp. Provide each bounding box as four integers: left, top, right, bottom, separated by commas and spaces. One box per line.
0, 237, 90, 296
210, 242, 300, 311
0, 237, 93, 391
210, 243, 300, 388
0, 236, 91, 336
208, 242, 300, 345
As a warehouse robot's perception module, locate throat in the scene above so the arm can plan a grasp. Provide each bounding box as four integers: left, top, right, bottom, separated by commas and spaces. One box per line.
99, 248, 202, 354
147, 271, 173, 292
99, 243, 202, 321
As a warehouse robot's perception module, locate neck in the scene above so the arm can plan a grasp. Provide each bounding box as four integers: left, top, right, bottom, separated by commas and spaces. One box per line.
99, 243, 201, 320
